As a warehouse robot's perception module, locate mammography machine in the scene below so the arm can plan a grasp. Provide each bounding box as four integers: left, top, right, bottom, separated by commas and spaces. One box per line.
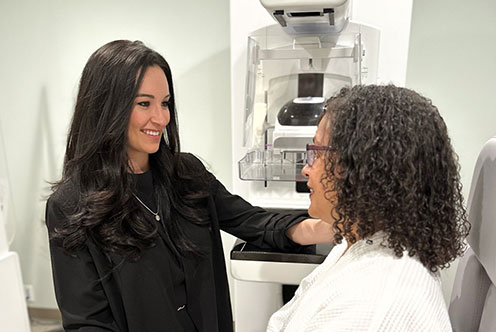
229, 0, 413, 331
230, 1, 379, 331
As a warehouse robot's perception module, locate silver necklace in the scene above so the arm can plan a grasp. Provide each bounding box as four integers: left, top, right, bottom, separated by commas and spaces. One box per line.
133, 194, 161, 221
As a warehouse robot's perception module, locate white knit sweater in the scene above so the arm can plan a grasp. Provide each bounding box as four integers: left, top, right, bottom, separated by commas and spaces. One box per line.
267, 232, 452, 332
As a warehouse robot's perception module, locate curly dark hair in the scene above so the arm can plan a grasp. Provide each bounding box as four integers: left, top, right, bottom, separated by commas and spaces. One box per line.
321, 84, 470, 272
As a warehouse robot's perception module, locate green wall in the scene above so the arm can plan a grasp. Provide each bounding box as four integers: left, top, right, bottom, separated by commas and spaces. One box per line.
0, 0, 231, 308
407, 0, 496, 302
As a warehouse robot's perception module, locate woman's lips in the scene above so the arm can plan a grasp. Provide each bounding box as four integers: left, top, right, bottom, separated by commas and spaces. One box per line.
141, 129, 162, 140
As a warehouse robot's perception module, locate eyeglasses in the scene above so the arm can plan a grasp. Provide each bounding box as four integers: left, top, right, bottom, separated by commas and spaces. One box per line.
306, 144, 330, 167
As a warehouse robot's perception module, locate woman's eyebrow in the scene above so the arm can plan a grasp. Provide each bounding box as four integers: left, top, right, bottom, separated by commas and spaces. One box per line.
136, 93, 155, 98
135, 93, 170, 99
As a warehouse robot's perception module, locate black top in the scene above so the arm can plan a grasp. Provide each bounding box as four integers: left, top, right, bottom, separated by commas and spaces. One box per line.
134, 171, 197, 332
46, 153, 308, 332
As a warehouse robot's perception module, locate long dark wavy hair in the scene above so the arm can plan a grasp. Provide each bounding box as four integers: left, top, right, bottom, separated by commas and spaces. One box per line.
51, 40, 211, 261
321, 85, 470, 272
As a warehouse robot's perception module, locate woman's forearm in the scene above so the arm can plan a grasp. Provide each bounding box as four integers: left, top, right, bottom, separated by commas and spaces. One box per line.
286, 218, 334, 245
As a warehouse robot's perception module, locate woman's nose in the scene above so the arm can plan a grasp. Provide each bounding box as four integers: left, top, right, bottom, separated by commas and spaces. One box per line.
302, 164, 310, 178
151, 104, 170, 126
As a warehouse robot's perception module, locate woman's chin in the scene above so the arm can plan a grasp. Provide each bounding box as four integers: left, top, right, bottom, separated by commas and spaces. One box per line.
307, 207, 319, 219
308, 207, 334, 224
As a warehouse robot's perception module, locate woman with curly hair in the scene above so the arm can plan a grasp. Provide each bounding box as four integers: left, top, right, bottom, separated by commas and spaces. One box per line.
267, 84, 470, 332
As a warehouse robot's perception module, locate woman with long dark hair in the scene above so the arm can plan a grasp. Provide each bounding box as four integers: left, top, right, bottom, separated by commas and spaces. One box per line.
46, 40, 330, 332
267, 85, 470, 331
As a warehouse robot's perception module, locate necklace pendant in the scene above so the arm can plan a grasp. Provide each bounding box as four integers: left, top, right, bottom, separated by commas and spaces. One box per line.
155, 215, 161, 221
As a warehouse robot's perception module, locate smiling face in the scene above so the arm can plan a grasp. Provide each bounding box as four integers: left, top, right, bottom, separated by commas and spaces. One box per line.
127, 65, 171, 173
302, 115, 336, 222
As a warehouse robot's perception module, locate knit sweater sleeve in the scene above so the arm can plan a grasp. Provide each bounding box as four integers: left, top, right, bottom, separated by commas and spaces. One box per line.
266, 233, 452, 332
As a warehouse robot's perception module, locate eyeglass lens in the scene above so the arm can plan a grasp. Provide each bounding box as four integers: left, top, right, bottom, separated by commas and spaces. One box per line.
306, 149, 316, 167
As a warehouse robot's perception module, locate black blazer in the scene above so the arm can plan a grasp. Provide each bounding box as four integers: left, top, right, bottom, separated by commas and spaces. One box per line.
46, 154, 306, 332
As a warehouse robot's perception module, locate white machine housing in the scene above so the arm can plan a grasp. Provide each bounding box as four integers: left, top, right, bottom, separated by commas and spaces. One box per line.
0, 214, 31, 332
240, 2, 379, 185
260, 0, 351, 34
